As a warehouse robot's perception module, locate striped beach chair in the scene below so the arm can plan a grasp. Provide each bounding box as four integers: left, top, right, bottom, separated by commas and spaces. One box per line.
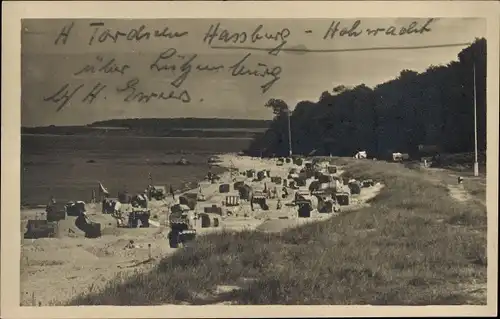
225, 194, 240, 207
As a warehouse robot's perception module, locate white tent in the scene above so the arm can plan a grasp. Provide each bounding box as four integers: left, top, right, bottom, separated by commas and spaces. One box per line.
392, 152, 403, 161
354, 151, 367, 159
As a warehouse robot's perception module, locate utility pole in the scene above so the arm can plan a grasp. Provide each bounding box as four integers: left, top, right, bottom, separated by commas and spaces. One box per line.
287, 108, 293, 157
473, 61, 479, 177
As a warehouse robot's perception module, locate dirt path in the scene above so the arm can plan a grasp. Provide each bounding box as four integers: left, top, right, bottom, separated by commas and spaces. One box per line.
446, 182, 487, 304
420, 166, 483, 204
420, 168, 487, 305
447, 184, 473, 202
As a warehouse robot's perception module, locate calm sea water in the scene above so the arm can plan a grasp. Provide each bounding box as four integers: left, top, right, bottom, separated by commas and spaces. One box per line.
21, 135, 252, 206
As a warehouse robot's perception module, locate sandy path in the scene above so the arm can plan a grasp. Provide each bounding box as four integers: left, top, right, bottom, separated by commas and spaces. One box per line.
420, 166, 483, 204
446, 182, 487, 304
447, 184, 473, 202
420, 167, 487, 304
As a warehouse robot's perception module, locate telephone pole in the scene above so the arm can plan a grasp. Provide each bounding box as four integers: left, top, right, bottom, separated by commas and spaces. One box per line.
473, 61, 479, 177
287, 108, 293, 157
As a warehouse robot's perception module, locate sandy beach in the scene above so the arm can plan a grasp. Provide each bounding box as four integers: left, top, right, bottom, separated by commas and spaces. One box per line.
20, 153, 383, 306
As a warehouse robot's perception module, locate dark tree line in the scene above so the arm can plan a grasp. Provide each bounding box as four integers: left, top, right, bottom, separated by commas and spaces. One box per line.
246, 38, 487, 159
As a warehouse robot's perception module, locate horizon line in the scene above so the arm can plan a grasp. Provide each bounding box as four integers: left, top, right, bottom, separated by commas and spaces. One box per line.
21, 117, 274, 128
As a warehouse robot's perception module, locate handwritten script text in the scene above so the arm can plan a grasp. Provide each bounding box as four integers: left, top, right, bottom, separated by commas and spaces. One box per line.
42, 18, 438, 112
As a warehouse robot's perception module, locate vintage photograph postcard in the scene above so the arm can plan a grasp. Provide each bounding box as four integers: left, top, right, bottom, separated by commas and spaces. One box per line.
2, 1, 499, 318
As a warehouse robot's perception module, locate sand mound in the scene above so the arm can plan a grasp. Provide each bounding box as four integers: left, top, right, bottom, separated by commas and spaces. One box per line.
218, 217, 263, 232
84, 239, 130, 258
55, 217, 86, 238
100, 227, 127, 236
256, 219, 301, 233
22, 238, 99, 264
86, 213, 117, 229
24, 245, 99, 265
52, 213, 118, 238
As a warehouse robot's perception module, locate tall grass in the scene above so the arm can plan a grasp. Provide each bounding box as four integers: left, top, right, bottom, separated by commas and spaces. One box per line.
69, 159, 486, 305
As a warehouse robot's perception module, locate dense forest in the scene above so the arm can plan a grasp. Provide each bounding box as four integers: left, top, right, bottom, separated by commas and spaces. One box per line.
246, 38, 487, 160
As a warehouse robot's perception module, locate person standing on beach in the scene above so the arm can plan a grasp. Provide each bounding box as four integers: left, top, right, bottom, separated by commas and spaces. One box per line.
169, 185, 175, 200
91, 189, 97, 204
282, 186, 288, 198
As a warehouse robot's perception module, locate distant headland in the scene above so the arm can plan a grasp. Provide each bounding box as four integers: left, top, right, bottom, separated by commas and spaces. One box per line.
21, 118, 272, 139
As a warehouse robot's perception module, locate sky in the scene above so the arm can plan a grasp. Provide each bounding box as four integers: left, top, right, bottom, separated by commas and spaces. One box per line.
21, 18, 485, 127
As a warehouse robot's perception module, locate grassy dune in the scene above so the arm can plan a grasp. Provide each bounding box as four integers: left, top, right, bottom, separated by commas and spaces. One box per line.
69, 159, 487, 305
